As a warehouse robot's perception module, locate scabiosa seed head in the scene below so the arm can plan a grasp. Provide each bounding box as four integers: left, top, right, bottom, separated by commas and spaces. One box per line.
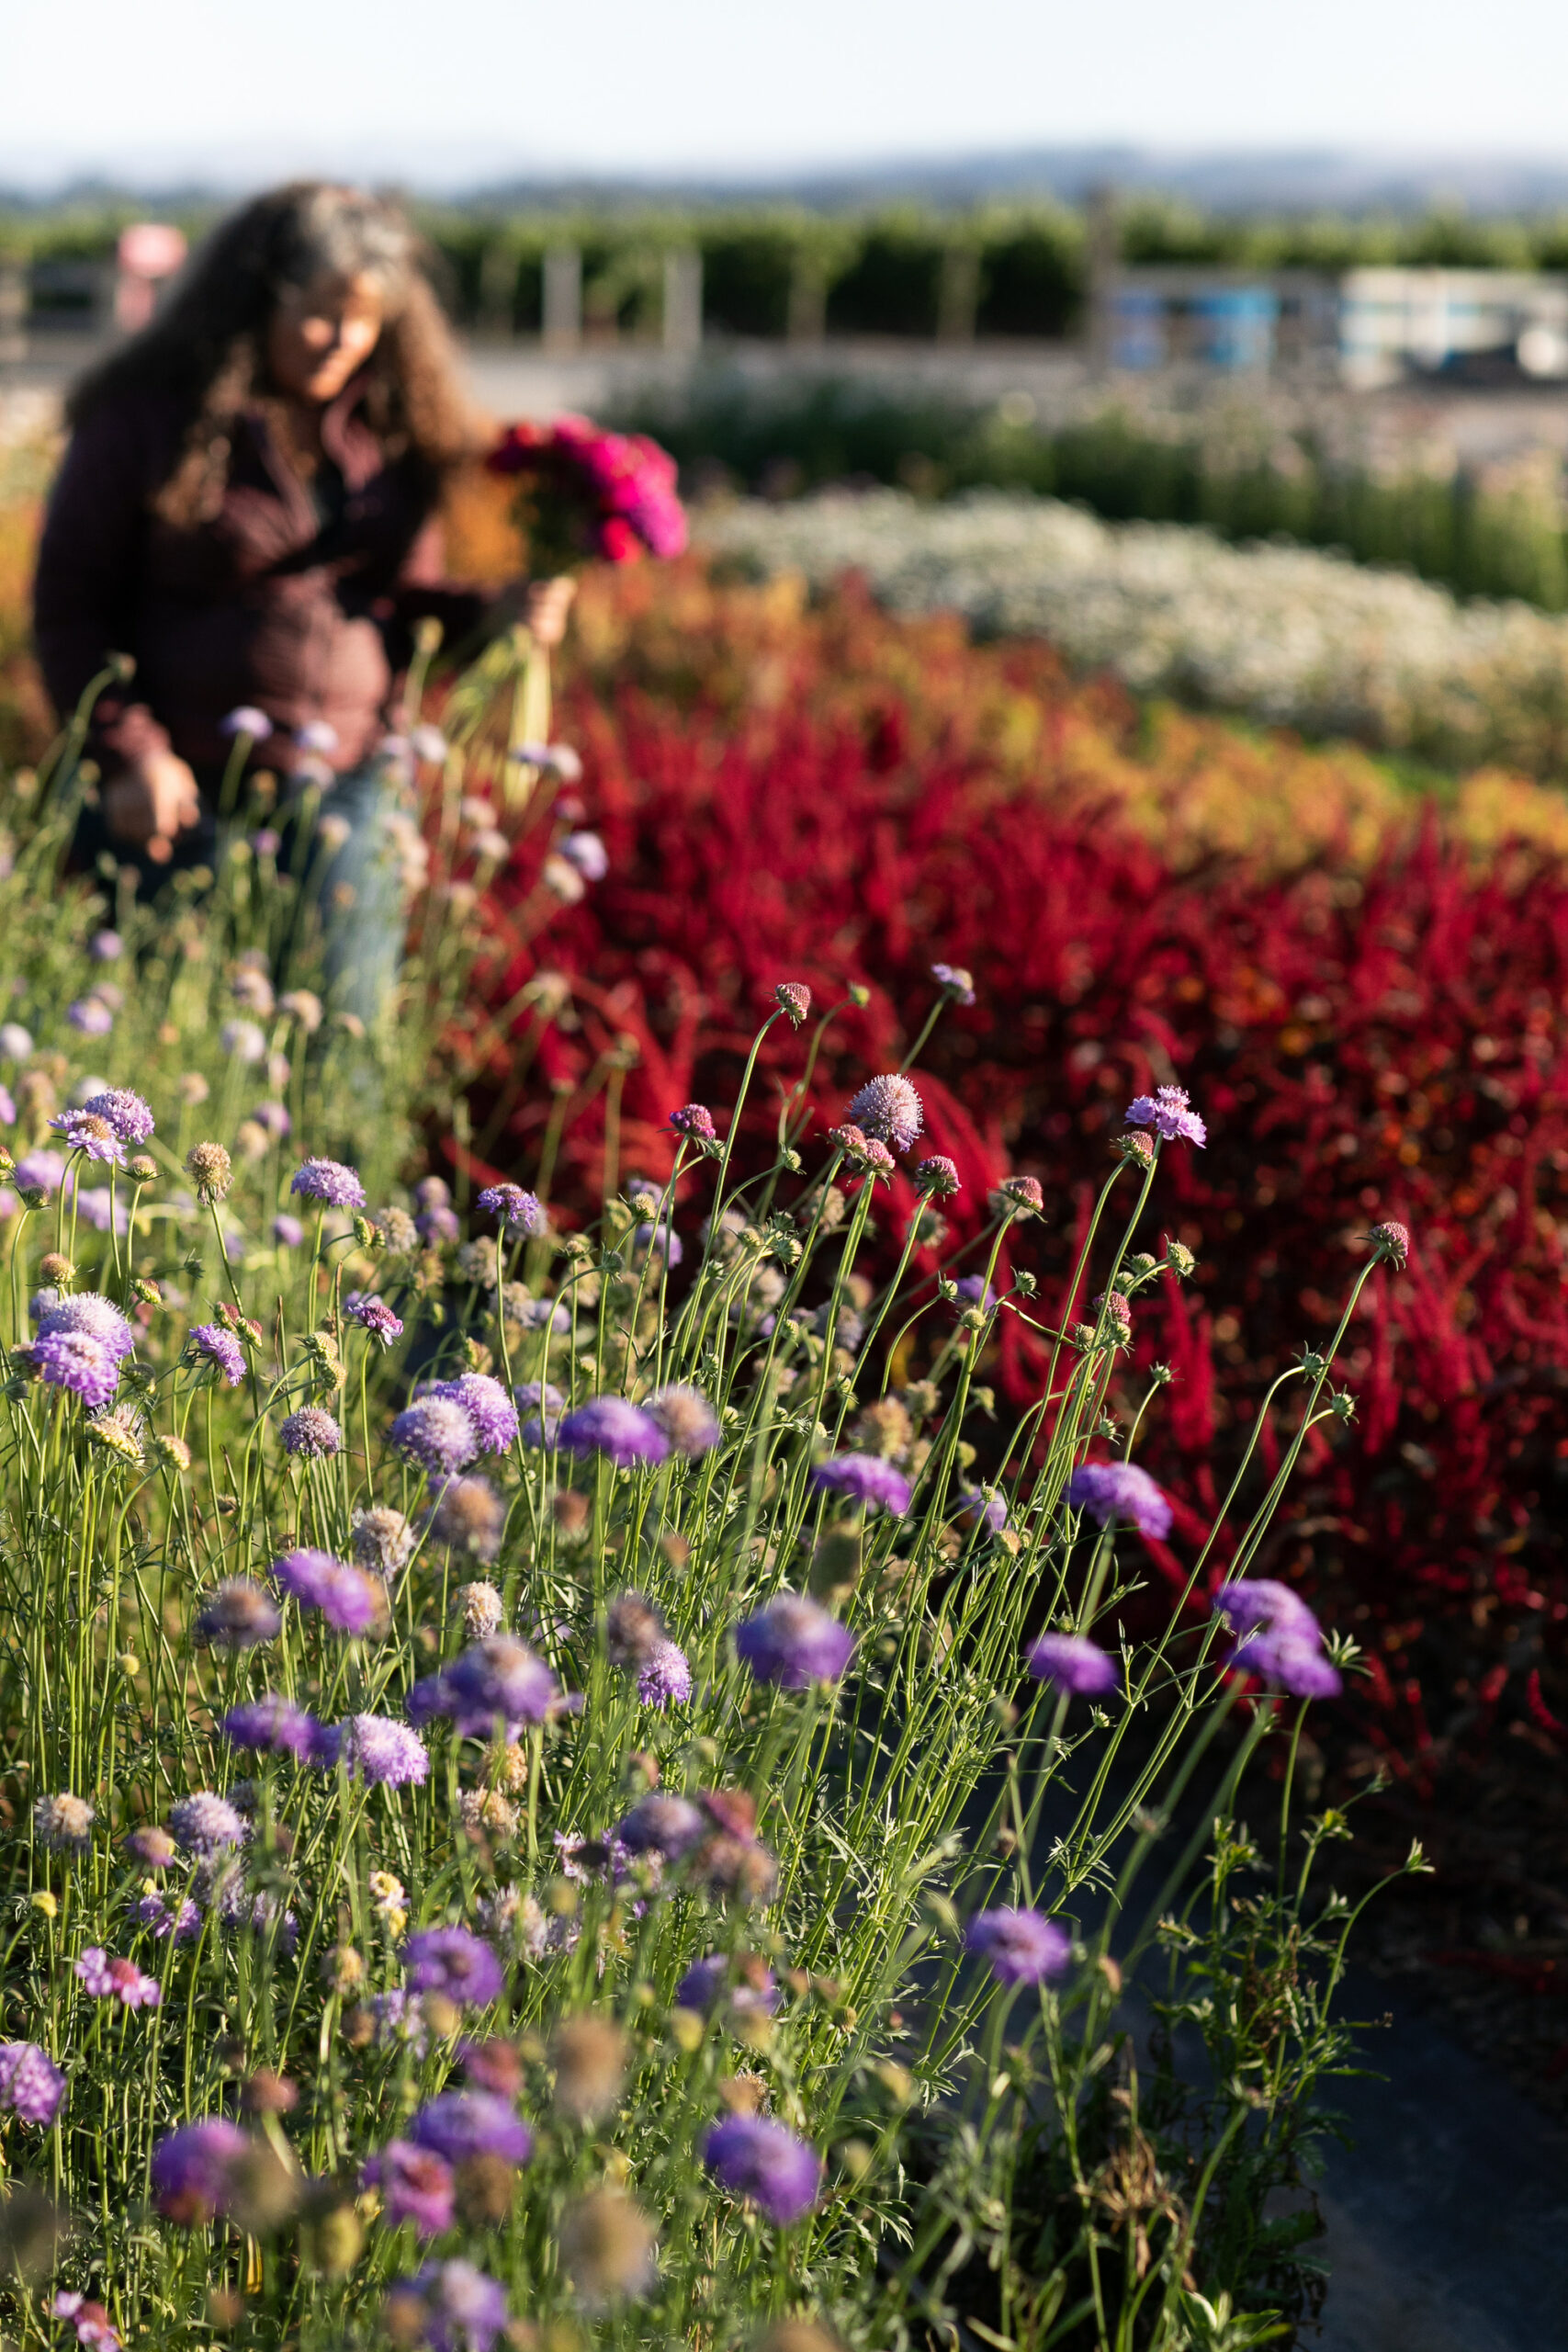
340, 1713, 430, 1787
810, 1453, 911, 1515
845, 1073, 924, 1155
914, 1154, 961, 1198
558, 2187, 658, 2309
637, 1638, 692, 1708
1066, 1461, 1172, 1539
558, 1396, 669, 1470
669, 1102, 716, 1140
403, 1928, 504, 2008
290, 1156, 366, 1208
1368, 1219, 1411, 1268
931, 961, 976, 1004
604, 1590, 664, 1666
703, 2115, 822, 2226
196, 1577, 280, 1647
391, 1396, 479, 1476
407, 2093, 533, 2169
31, 1329, 118, 1409
351, 1504, 414, 1577
168, 1792, 248, 1857
190, 1323, 245, 1386
1125, 1085, 1207, 1148
735, 1593, 855, 1690
34, 1792, 94, 1851
428, 1476, 506, 1564
646, 1382, 720, 1458
345, 1292, 403, 1346
279, 1406, 341, 1460
0, 2042, 66, 2128
1091, 1290, 1133, 1340
475, 1181, 542, 1230
272, 1549, 385, 1636
1025, 1634, 1121, 1696
615, 1792, 705, 1859
550, 2012, 626, 2123
220, 705, 272, 740
126, 1825, 177, 1866
966, 1906, 1072, 1985
363, 2140, 455, 2239
151, 2119, 251, 2222
185, 1146, 232, 1209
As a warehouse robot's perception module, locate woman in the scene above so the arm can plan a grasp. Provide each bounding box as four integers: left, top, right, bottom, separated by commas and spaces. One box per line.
33, 180, 570, 1012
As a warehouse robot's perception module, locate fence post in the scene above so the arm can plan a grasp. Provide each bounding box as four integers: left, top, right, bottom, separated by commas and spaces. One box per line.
937, 244, 980, 343
662, 249, 703, 353
543, 247, 582, 354
0, 262, 25, 371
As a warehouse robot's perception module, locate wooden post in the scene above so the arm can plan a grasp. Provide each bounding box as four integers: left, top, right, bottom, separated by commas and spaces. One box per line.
662, 249, 703, 353
542, 247, 582, 354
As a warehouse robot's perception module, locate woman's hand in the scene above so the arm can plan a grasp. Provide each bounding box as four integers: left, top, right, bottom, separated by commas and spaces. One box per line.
523, 575, 577, 650
102, 750, 203, 865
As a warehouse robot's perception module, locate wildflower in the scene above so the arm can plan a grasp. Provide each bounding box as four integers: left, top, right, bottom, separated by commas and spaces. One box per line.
151, 2118, 251, 2222
391, 1396, 479, 1476
425, 1373, 518, 1455
1091, 1290, 1134, 1340
406, 2092, 533, 2168
458, 2038, 523, 2095
676, 1952, 780, 2019
646, 1382, 720, 1457
0, 2042, 66, 2128
385, 2261, 510, 2352
914, 1154, 961, 1197
1124, 1085, 1207, 1148
931, 961, 976, 1004
242, 2068, 299, 2114
50, 1110, 123, 1166
34, 1792, 94, 1852
418, 1201, 460, 1244
52, 2292, 121, 2350
218, 1018, 266, 1065
195, 1577, 281, 1647
669, 1102, 716, 1140
36, 1291, 136, 1360
273, 1548, 385, 1634
182, 1143, 232, 1207
605, 1591, 663, 1667
558, 1396, 669, 1469
616, 1792, 705, 1859
1213, 1580, 1342, 1699
637, 1640, 692, 1708
403, 1928, 504, 2007
475, 1182, 542, 1230
966, 1906, 1072, 1985
352, 1504, 414, 1577
136, 1894, 201, 1942
220, 705, 273, 739
558, 2188, 658, 2307
1066, 1461, 1171, 1538
0, 1022, 28, 1059
84, 1408, 144, 1465
703, 2114, 823, 2226
736, 1593, 855, 1690
67, 1000, 113, 1038
550, 2012, 626, 2122
845, 1073, 924, 1155
558, 829, 607, 885
30, 1330, 118, 1409
126, 1825, 177, 1866
429, 1478, 506, 1565
994, 1175, 1044, 1216
278, 988, 323, 1031
408, 1636, 558, 1738
222, 1694, 332, 1760
279, 1406, 341, 1459
268, 1212, 303, 1250
774, 982, 811, 1025
411, 723, 448, 763
290, 1156, 367, 1208
1368, 1219, 1411, 1268
344, 1292, 404, 1347
811, 1453, 911, 1514
168, 1792, 248, 1857
364, 2140, 455, 2238
190, 1323, 245, 1386
73, 1948, 161, 2008
458, 1787, 519, 1843
1026, 1634, 1121, 1696
295, 718, 339, 754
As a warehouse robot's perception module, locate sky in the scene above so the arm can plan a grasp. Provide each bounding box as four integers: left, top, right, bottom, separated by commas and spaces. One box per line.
7, 0, 1568, 189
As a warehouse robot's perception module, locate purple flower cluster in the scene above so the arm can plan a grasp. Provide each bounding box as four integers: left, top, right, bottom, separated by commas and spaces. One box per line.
966, 1906, 1073, 1985
221, 1694, 333, 1763
0, 2040, 67, 2126
423, 1374, 518, 1455
279, 1406, 341, 1460
1066, 1461, 1172, 1539
168, 1792, 247, 1857
1124, 1085, 1207, 1148
1213, 1580, 1342, 1700
669, 1102, 716, 1141
616, 1793, 706, 1859
272, 1549, 384, 1634
151, 2118, 250, 2222
190, 1323, 246, 1387
845, 1072, 924, 1155
50, 1110, 124, 1166
386, 2261, 511, 2352
408, 1636, 559, 1739
558, 1396, 669, 1470
36, 1290, 135, 1360
81, 1088, 154, 1143
345, 1292, 404, 1346
289, 1157, 367, 1208
391, 1396, 479, 1476
402, 1927, 504, 2007
74, 1948, 161, 2008
811, 1453, 911, 1515
363, 2138, 455, 2236
475, 1182, 543, 1230
195, 1577, 281, 1647
735, 1593, 855, 1690
341, 1713, 430, 1787
703, 2114, 822, 2226
646, 1384, 719, 1458
407, 2092, 534, 2168
1025, 1633, 1121, 1697
637, 1639, 692, 1708
32, 1329, 119, 1409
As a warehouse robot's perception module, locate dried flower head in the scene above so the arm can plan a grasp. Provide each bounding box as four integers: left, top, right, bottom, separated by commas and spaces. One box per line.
550, 2012, 626, 2124
33, 1792, 94, 1853
351, 1504, 414, 1578
428, 1476, 506, 1564
646, 1382, 720, 1457
454, 1580, 506, 1640
558, 2188, 658, 2308
1368, 1219, 1411, 1268
186, 1141, 232, 1203
195, 1577, 281, 1647
845, 1073, 924, 1155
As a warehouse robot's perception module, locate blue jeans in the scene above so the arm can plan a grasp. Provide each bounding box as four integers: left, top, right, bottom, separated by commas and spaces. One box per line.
307, 761, 410, 1032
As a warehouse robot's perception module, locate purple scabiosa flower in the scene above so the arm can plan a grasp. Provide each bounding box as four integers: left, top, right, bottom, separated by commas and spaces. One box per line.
81, 1088, 154, 1143
0, 1023, 28, 1060
703, 2115, 822, 2226
32, 1329, 118, 1409
67, 1000, 114, 1038
220, 1018, 266, 1064
74, 1948, 161, 2008
391, 1396, 479, 1476
513, 1379, 564, 1416
1026, 1634, 1121, 1697
220, 705, 273, 741
676, 1953, 779, 2018
91, 928, 123, 961
616, 1793, 705, 1860
289, 1156, 366, 1208
845, 1072, 924, 1155
388, 2261, 510, 2352
0, 2041, 66, 2127
931, 961, 976, 1005
952, 1487, 1010, 1537
363, 2139, 455, 2237
637, 1639, 692, 1708
475, 1181, 543, 1230
136, 1893, 201, 1942
1124, 1085, 1206, 1148
345, 1291, 404, 1346
34, 1792, 94, 1852
15, 1148, 67, 1195
1066, 1461, 1172, 1540
50, 1110, 124, 1166
151, 2118, 250, 2222
559, 829, 608, 882
279, 1406, 341, 1460
195, 1577, 281, 1648
418, 1202, 461, 1244
1091, 1289, 1133, 1340
810, 1453, 911, 1515
428, 1374, 518, 1455
774, 982, 811, 1026
735, 1593, 855, 1690
0, 1084, 13, 1124
646, 1383, 720, 1458
407, 2092, 534, 2168
272, 1213, 305, 1248
830, 1123, 895, 1179
340, 1713, 430, 1787
966, 1906, 1072, 1986
190, 1323, 245, 1387
558, 1396, 669, 1470
408, 1637, 558, 1739
915, 1154, 961, 1197
36, 1291, 136, 1360
125, 1825, 177, 1867
248, 1099, 291, 1139
631, 1217, 682, 1266
53, 2294, 122, 2351
403, 1928, 504, 2007
221, 1694, 330, 1760
168, 1792, 247, 1857
1213, 1580, 1341, 1699
1213, 1579, 1317, 1639
669, 1102, 716, 1141
1368, 1219, 1412, 1268
272, 1550, 384, 1635
295, 718, 338, 754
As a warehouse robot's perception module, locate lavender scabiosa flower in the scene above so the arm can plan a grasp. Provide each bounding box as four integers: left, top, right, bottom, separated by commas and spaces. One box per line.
669, 1102, 716, 1141
915, 1154, 961, 1197
136, 1893, 201, 1942
810, 1453, 911, 1515
475, 1181, 543, 1230
403, 1927, 505, 2007
391, 1396, 479, 1476
340, 1714, 430, 1787
190, 1323, 245, 1386
637, 1640, 692, 1708
53, 2291, 123, 2351
557, 1396, 669, 1470
220, 705, 273, 740
81, 1088, 154, 1143
676, 1952, 780, 2018
427, 1476, 505, 1563
168, 1792, 248, 1857
1213, 1580, 1341, 1698
345, 1292, 403, 1345
31, 1329, 119, 1409
1066, 1461, 1172, 1539
0, 2042, 67, 2127
289, 1156, 366, 1208
428, 1374, 518, 1455
195, 1577, 281, 1647
74, 1948, 161, 2008
68, 999, 113, 1038
1026, 1634, 1121, 1697
50, 1110, 124, 1166
646, 1383, 720, 1458
34, 1792, 94, 1852
151, 2119, 250, 2222
295, 718, 338, 754
91, 928, 123, 961
994, 1175, 1044, 1217
736, 1593, 855, 1690
388, 2261, 511, 2352
966, 1906, 1072, 1985
126, 1825, 177, 1867
279, 1406, 341, 1460
559, 829, 608, 881
408, 1637, 558, 1739
363, 2140, 455, 2238
774, 982, 811, 1025
1125, 1085, 1207, 1148
931, 961, 976, 1004
272, 1549, 384, 1635
845, 1072, 924, 1155
220, 1018, 266, 1064
407, 2093, 533, 2168
221, 1695, 331, 1761
616, 1792, 705, 1860
703, 2115, 822, 2226
36, 1291, 136, 1360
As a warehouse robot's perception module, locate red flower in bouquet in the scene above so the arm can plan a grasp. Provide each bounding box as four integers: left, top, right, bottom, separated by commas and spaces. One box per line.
488, 414, 686, 571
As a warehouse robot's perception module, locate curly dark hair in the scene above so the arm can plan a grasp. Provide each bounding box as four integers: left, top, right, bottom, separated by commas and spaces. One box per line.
68, 182, 482, 526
